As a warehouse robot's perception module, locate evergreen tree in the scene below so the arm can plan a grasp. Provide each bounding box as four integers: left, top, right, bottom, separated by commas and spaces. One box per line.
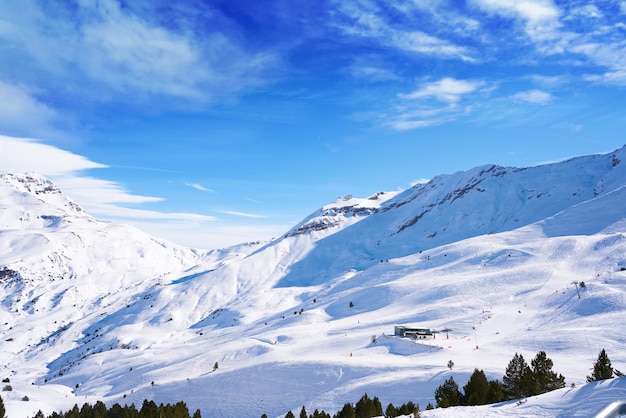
530, 351, 565, 395
139, 400, 159, 418
299, 405, 307, 418
486, 379, 506, 404
397, 401, 419, 417
334, 403, 355, 418
385, 403, 398, 418
66, 404, 81, 418
92, 400, 107, 418
434, 376, 461, 408
463, 369, 490, 405
0, 395, 5, 418
192, 409, 201, 418
284, 411, 295, 418
80, 402, 94, 418
108, 403, 124, 418
587, 349, 614, 382
354, 393, 382, 418
503, 353, 532, 399
260, 415, 268, 418
310, 409, 330, 418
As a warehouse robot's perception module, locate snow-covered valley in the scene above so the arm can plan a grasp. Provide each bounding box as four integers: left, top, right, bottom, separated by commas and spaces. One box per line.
1, 148, 626, 418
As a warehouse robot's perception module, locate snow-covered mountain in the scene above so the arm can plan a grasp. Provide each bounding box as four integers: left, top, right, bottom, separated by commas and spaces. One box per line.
1, 147, 626, 418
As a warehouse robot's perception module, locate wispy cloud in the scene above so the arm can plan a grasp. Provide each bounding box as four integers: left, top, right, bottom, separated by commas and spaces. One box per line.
215, 210, 265, 219
470, 0, 561, 41
185, 183, 215, 193
399, 78, 483, 103
0, 1, 280, 103
512, 89, 552, 104
0, 135, 215, 223
387, 77, 485, 130
0, 82, 67, 139
585, 71, 626, 86
0, 135, 105, 175
332, 1, 476, 62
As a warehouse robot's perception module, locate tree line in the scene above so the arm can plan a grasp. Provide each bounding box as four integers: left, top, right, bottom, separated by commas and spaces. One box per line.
264, 393, 423, 418
0, 349, 619, 418
435, 348, 620, 408
0, 398, 200, 418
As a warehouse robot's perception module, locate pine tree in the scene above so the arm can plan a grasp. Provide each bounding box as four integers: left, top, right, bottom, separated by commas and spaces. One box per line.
463, 369, 490, 405
587, 349, 614, 382
335, 403, 355, 418
530, 351, 565, 395
397, 401, 419, 417
311, 409, 330, 418
487, 379, 506, 404
503, 353, 533, 399
0, 395, 5, 418
284, 411, 295, 418
139, 400, 159, 418
434, 376, 461, 408
354, 393, 382, 418
385, 403, 398, 418
299, 405, 307, 418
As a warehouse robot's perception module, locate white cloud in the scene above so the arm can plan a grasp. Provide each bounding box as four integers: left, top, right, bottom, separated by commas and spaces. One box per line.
0, 135, 216, 238
573, 5, 602, 19
0, 82, 65, 139
186, 183, 215, 193
215, 210, 265, 219
585, 70, 626, 86
349, 62, 400, 82
529, 74, 569, 86
470, 0, 563, 47
387, 77, 485, 130
389, 118, 447, 131
0, 1, 279, 102
513, 89, 552, 104
390, 31, 477, 62
400, 78, 483, 103
0, 135, 105, 175
621, 2, 626, 14
332, 1, 475, 62
471, 0, 559, 22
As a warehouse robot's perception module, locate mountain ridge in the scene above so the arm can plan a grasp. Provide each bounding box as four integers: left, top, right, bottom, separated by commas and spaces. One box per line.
1, 146, 626, 418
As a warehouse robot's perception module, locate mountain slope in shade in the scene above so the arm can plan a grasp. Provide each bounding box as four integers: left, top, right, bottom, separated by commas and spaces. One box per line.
1, 147, 626, 418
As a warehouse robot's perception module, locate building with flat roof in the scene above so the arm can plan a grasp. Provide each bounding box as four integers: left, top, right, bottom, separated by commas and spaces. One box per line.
394, 326, 434, 339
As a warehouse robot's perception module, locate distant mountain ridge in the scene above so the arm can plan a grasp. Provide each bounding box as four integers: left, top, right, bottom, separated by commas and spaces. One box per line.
275, 146, 626, 286
1, 146, 625, 418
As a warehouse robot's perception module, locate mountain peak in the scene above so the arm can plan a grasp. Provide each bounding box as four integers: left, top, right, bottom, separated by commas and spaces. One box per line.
0, 171, 88, 218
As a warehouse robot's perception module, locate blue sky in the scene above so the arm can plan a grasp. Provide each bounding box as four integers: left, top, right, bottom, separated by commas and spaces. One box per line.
1, 0, 625, 249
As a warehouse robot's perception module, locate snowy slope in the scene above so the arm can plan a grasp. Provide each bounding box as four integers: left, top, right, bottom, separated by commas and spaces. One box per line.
1, 147, 626, 418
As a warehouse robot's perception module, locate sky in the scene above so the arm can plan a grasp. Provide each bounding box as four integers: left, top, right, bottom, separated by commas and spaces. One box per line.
0, 0, 625, 250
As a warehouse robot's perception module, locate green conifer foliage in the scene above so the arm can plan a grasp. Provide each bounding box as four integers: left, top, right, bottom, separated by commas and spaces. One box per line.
354, 393, 383, 418
503, 353, 533, 399
463, 369, 490, 405
335, 403, 355, 418
530, 351, 565, 395
587, 349, 614, 382
434, 376, 461, 408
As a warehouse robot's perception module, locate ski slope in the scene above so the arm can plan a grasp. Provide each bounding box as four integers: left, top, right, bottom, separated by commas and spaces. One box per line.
1, 148, 626, 418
